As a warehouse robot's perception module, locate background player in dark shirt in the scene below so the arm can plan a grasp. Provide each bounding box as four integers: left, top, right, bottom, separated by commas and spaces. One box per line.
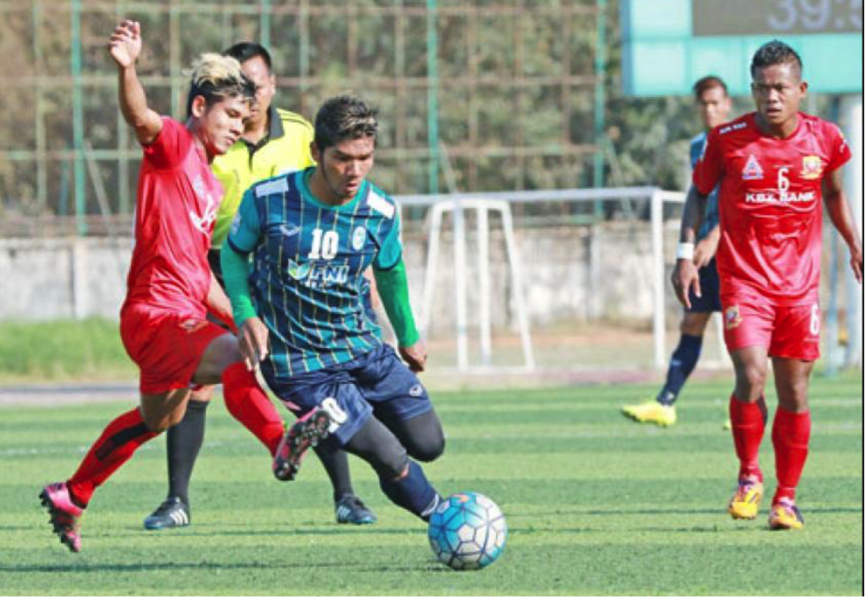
623, 75, 732, 427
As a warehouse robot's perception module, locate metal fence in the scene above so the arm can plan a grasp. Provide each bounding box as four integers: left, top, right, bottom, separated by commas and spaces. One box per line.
0, 0, 605, 236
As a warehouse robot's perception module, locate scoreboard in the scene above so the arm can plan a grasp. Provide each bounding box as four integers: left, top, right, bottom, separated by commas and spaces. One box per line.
621, 0, 863, 96
692, 0, 861, 36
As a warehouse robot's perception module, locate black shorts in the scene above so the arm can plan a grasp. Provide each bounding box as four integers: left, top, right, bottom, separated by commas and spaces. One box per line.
207, 249, 223, 288
687, 258, 722, 313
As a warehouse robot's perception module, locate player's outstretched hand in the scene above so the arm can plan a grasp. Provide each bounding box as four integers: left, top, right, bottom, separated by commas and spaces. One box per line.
399, 340, 428, 374
239, 317, 269, 371
108, 20, 142, 69
672, 258, 700, 310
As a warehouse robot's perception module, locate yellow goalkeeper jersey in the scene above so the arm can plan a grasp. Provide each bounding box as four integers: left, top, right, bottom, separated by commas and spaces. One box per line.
211, 106, 315, 249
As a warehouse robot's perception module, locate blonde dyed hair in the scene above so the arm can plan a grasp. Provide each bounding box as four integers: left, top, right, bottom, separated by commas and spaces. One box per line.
185, 53, 255, 118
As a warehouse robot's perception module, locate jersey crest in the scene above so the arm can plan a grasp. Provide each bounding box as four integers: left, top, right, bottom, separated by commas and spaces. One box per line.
742, 155, 764, 181
800, 156, 823, 180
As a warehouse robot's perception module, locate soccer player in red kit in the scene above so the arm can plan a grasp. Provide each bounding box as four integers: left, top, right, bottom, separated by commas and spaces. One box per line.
38, 21, 326, 552
674, 40, 862, 530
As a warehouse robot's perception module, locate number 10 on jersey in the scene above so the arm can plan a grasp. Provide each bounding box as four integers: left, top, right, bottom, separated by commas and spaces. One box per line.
308, 229, 340, 260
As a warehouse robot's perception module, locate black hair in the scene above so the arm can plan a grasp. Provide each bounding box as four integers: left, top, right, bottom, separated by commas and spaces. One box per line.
751, 40, 803, 80
693, 75, 728, 100
223, 42, 273, 73
314, 95, 379, 152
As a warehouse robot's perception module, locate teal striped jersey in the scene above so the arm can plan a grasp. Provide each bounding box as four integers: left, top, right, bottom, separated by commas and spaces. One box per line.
227, 167, 402, 377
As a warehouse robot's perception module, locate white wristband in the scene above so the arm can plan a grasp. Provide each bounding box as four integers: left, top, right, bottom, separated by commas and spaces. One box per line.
676, 242, 695, 261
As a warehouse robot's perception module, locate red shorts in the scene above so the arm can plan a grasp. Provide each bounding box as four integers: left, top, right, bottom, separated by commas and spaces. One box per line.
120, 303, 229, 394
721, 295, 821, 362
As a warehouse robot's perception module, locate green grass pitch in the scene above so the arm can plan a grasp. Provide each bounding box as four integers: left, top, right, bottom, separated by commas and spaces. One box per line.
0, 376, 861, 595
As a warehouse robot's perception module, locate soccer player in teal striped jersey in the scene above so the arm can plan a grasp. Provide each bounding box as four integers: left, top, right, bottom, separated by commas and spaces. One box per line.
222, 95, 445, 522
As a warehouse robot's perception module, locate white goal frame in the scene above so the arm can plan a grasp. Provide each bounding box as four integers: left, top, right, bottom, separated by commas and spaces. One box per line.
396, 187, 693, 372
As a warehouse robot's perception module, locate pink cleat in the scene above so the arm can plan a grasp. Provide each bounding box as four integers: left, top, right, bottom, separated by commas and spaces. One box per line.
273, 408, 332, 481
39, 482, 84, 553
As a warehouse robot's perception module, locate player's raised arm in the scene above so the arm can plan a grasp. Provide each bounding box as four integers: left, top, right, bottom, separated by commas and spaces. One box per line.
107, 20, 162, 146
823, 167, 864, 284
672, 185, 709, 309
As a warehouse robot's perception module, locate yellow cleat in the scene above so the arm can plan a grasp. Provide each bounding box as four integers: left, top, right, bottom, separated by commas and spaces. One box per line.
621, 401, 677, 427
727, 477, 764, 520
768, 499, 805, 530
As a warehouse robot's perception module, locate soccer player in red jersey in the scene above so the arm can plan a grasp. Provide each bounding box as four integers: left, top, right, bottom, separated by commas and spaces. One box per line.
38, 21, 327, 552
673, 40, 863, 530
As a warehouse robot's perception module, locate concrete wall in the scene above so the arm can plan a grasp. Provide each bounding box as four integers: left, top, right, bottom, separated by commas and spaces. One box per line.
410, 223, 660, 337
0, 224, 662, 333
0, 238, 131, 321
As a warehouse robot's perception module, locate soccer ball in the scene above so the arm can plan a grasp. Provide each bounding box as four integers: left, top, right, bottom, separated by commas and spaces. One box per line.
427, 492, 507, 571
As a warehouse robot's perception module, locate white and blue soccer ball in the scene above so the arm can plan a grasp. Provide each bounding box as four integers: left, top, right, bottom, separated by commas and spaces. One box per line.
427, 492, 507, 571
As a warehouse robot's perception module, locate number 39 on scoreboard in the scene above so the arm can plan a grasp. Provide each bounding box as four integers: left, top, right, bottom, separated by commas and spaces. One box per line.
692, 0, 862, 37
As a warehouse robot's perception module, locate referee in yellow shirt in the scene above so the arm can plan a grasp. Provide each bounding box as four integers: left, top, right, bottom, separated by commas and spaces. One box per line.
143, 43, 377, 530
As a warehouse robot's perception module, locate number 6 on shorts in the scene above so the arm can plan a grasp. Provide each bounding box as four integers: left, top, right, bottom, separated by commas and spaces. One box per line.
809, 304, 820, 336
321, 397, 349, 433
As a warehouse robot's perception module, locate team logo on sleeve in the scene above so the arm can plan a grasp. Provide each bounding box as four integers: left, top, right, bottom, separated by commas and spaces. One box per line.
725, 306, 743, 330
742, 155, 764, 181
800, 156, 824, 180
352, 227, 367, 251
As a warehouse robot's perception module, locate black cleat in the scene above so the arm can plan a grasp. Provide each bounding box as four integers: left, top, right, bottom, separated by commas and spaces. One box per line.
273, 408, 332, 481
335, 494, 378, 525
143, 497, 190, 531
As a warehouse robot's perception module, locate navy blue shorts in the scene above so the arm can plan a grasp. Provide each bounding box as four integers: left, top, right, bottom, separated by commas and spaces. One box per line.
262, 344, 432, 447
687, 259, 722, 313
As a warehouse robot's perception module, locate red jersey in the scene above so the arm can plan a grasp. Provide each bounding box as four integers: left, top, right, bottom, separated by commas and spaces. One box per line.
123, 117, 222, 317
693, 112, 851, 306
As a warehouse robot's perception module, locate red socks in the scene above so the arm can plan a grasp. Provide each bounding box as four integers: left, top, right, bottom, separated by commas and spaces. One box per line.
222, 363, 284, 455
63, 368, 287, 510
729, 395, 766, 482
729, 395, 811, 503
67, 408, 158, 507
772, 407, 811, 504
